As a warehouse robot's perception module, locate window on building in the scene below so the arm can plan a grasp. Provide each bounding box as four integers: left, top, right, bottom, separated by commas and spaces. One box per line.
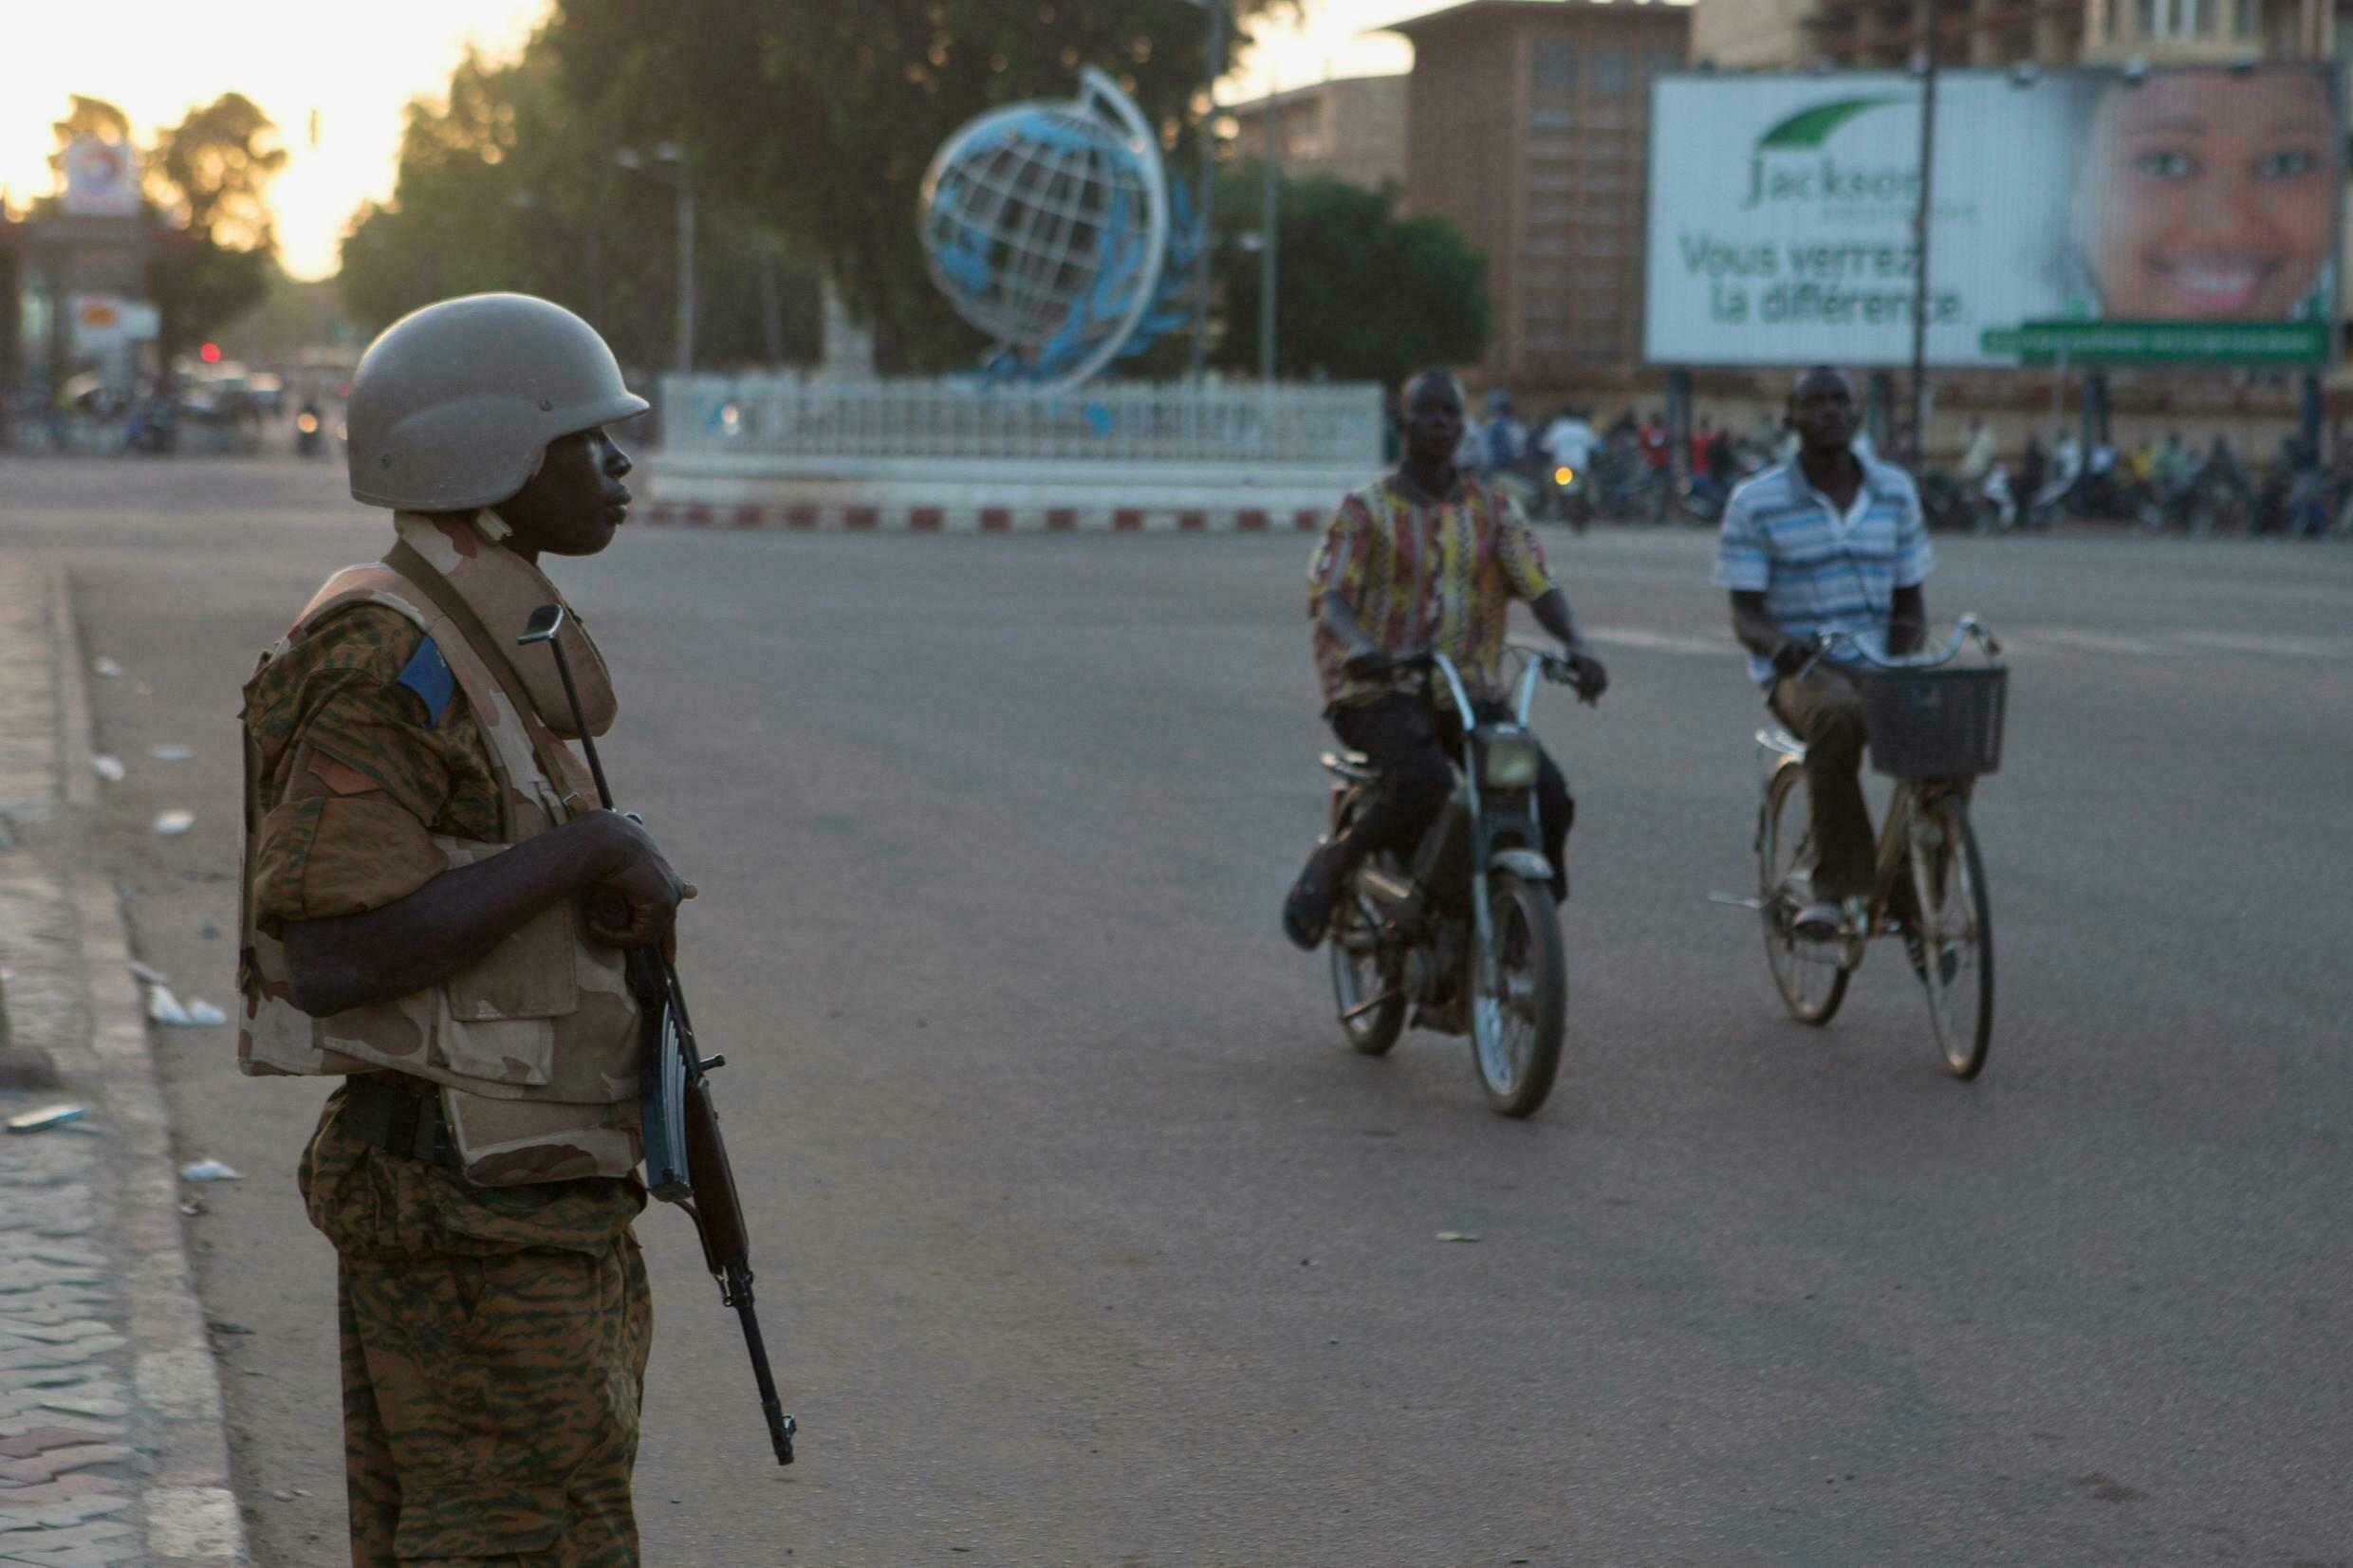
1533, 38, 1577, 94
2137, 0, 2220, 37
2234, 0, 2258, 35
1288, 101, 1327, 162
1592, 45, 1629, 94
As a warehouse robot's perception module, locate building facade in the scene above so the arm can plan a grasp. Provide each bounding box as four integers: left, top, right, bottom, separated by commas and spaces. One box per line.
1695, 0, 2345, 70
1388, 0, 1691, 394
1227, 74, 1411, 193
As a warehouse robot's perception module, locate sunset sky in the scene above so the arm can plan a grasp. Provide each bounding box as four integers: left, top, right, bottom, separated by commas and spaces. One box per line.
4, 0, 1426, 281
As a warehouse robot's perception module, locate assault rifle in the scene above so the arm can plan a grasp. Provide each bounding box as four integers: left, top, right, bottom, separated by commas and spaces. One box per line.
519, 603, 796, 1466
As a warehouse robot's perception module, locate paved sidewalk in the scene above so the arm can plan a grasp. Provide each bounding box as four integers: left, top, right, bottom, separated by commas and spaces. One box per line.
0, 562, 248, 1567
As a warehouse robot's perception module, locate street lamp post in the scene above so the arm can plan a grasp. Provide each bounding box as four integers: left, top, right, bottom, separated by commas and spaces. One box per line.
617, 142, 696, 376
1259, 67, 1280, 384
1908, 4, 1939, 457
1181, 0, 1227, 384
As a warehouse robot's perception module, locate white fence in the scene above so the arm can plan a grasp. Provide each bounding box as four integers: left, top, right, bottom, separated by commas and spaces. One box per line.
657, 374, 1385, 468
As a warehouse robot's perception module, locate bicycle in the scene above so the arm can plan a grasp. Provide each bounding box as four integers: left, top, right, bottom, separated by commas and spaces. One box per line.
1716, 617, 2008, 1079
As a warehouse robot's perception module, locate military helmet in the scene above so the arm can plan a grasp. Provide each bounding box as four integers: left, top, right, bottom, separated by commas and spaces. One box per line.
345, 293, 648, 511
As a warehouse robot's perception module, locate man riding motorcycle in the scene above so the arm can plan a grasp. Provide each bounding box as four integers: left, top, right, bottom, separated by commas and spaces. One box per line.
1282, 370, 1608, 951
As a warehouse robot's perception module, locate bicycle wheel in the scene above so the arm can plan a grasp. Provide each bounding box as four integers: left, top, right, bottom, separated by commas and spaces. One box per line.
1909, 793, 1993, 1079
1329, 873, 1406, 1057
1759, 761, 1851, 1025
1470, 873, 1566, 1117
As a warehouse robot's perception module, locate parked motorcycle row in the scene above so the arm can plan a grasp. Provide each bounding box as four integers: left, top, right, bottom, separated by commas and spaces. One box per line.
1918, 434, 2353, 539
1474, 403, 2350, 542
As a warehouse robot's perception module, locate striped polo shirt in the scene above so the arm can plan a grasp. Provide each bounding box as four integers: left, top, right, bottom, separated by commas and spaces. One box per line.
1714, 455, 1934, 685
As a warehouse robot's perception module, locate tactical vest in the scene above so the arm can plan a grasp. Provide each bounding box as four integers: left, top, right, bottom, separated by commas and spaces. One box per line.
237, 514, 642, 1187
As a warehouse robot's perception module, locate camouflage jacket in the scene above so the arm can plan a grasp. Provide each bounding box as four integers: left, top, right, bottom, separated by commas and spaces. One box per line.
238, 514, 643, 1186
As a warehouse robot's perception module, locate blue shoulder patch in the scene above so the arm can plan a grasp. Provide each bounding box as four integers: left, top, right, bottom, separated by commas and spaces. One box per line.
394, 635, 457, 729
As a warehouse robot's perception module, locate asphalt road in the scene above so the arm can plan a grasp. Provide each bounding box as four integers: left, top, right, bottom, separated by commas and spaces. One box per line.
7, 454, 2351, 1566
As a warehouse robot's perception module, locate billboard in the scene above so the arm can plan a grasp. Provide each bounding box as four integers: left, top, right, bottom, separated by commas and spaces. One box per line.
58, 138, 141, 217
1643, 65, 2344, 368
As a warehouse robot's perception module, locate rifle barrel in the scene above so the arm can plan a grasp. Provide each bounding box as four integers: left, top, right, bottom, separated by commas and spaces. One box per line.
729, 1263, 796, 1464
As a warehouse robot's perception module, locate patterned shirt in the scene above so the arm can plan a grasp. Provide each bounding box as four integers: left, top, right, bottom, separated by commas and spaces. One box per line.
1714, 456, 1934, 686
243, 605, 505, 932
1308, 475, 1555, 710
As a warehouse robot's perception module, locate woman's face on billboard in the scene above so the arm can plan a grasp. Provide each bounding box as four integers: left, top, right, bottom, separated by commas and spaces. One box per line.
2081, 71, 2338, 321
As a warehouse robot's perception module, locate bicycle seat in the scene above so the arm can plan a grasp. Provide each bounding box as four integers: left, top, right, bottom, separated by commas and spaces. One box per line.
1321, 749, 1379, 783
1756, 726, 1806, 760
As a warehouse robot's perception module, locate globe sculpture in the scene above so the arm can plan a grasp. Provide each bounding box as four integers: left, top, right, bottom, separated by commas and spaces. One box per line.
918, 68, 1194, 392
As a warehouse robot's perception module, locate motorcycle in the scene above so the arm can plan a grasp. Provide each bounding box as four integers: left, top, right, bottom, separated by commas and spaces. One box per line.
1543, 460, 1594, 531
1317, 646, 1580, 1117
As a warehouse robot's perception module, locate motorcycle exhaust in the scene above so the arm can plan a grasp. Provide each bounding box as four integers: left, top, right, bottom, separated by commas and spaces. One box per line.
1356, 865, 1422, 928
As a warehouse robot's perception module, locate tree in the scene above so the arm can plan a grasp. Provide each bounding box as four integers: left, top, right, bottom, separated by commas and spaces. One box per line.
47, 95, 131, 176
146, 93, 286, 248
540, 0, 1275, 372
143, 95, 287, 359
339, 40, 823, 371
1211, 167, 1489, 389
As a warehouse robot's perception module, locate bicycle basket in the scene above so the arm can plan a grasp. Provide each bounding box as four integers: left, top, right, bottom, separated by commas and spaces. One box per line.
1857, 666, 2008, 778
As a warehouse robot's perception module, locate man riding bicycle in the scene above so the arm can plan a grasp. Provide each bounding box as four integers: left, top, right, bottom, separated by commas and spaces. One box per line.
1717, 366, 1936, 948
1283, 369, 1608, 951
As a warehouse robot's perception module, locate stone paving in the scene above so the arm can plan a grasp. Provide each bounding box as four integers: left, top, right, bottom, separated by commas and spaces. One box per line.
0, 563, 246, 1567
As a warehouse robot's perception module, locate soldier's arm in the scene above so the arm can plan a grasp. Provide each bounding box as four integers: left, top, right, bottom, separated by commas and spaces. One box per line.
283, 810, 676, 1017
251, 610, 686, 1018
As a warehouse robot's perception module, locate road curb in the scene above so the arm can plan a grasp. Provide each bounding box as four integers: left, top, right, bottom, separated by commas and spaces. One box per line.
637, 499, 1329, 533
48, 566, 251, 1566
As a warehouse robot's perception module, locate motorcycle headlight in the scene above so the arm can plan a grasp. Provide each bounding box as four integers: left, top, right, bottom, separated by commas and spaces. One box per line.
1477, 729, 1542, 790
1553, 467, 1575, 485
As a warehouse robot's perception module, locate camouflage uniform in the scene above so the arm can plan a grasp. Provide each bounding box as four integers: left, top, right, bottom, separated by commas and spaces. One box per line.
245, 601, 652, 1565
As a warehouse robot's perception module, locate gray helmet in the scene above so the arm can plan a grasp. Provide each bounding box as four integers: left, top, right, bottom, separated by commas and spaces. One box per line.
346, 293, 649, 510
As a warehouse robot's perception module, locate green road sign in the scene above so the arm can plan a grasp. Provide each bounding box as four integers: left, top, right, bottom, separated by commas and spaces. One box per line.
1980, 320, 2330, 365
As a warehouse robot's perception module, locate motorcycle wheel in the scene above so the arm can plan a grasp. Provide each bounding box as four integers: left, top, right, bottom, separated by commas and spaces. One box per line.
1470, 873, 1566, 1117
1329, 881, 1406, 1057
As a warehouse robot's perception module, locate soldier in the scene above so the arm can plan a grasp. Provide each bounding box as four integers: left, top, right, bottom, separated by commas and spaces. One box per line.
236, 293, 690, 1564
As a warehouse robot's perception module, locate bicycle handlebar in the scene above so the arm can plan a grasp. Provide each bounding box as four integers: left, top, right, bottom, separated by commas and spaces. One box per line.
1806, 615, 2002, 674
1374, 643, 1584, 727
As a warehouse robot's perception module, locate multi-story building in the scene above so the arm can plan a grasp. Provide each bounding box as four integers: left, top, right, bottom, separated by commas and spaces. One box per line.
1226, 74, 1411, 193
1695, 0, 2343, 70
1387, 0, 1691, 395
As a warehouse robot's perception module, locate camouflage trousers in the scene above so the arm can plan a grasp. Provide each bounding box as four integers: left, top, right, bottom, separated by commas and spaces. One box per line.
301, 1088, 653, 1565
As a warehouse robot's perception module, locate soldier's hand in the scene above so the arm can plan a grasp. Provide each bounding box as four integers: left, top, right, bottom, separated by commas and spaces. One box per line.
581, 811, 693, 953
